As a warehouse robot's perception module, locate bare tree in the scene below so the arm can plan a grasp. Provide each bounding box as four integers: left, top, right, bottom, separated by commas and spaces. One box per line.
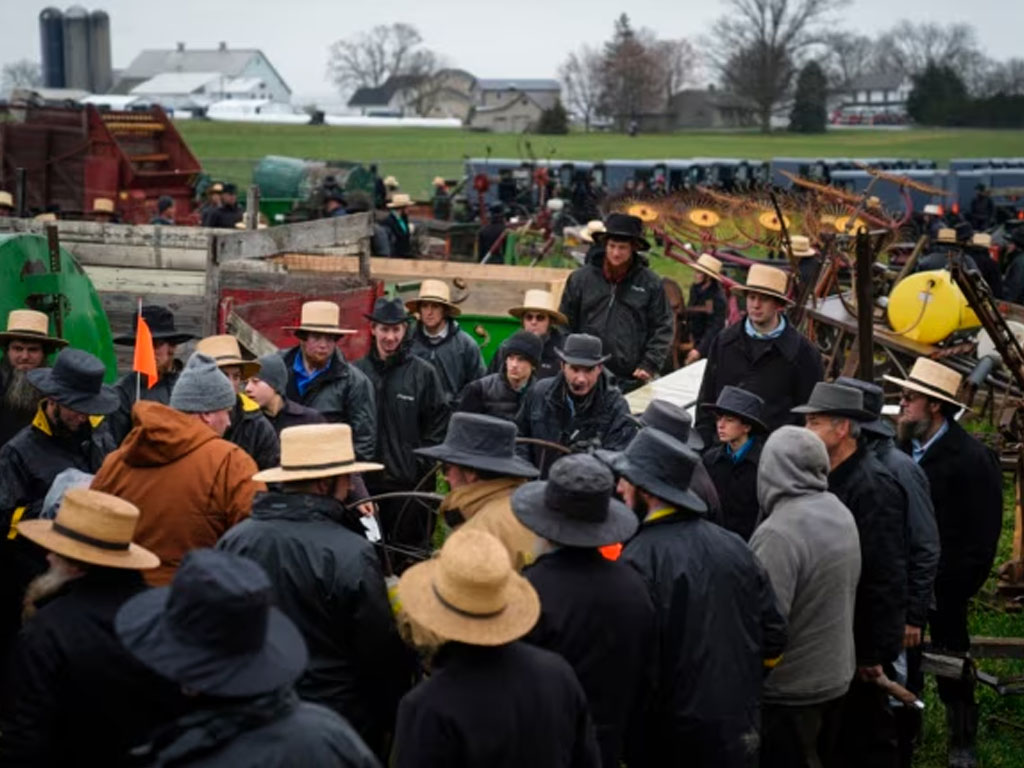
326, 23, 436, 93
706, 0, 848, 132
874, 21, 982, 82
560, 45, 604, 130
1, 59, 42, 94
656, 38, 699, 108
820, 33, 877, 89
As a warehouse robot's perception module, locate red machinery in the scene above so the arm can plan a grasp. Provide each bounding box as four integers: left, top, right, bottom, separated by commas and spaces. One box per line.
0, 103, 201, 224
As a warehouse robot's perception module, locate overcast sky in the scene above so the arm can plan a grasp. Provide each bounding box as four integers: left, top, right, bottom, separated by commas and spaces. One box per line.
3, 0, 1018, 100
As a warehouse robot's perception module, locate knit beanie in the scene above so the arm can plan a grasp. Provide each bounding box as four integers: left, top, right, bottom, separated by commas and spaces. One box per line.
170, 353, 237, 413
256, 353, 288, 397
504, 330, 543, 368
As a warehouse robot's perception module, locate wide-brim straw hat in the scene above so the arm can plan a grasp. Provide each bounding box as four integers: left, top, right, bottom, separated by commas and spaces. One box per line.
34, 212, 57, 222
254, 423, 383, 483
935, 228, 958, 244
283, 300, 357, 336
195, 334, 260, 379
788, 234, 816, 257
18, 488, 159, 570
508, 289, 568, 326
92, 198, 115, 214
0, 190, 13, 208
387, 193, 413, 209
406, 278, 461, 316
383, 175, 400, 188
398, 528, 540, 646
579, 220, 605, 244
970, 233, 993, 249
732, 263, 793, 305
883, 357, 966, 409
0, 309, 68, 349
432, 176, 446, 187
690, 253, 724, 283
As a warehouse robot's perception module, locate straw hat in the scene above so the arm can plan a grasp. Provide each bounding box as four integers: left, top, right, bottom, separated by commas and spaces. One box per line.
34, 212, 57, 222
788, 235, 816, 257
935, 228, 958, 244
866, 196, 881, 208
384, 175, 399, 189
883, 357, 966, 409
209, 182, 224, 194
0, 309, 68, 349
579, 220, 605, 244
387, 193, 413, 209
690, 253, 723, 282
432, 176, 446, 187
406, 279, 461, 316
253, 423, 383, 483
508, 289, 567, 325
195, 334, 260, 379
284, 300, 357, 336
92, 198, 115, 214
970, 233, 992, 248
398, 528, 540, 646
0, 190, 13, 208
732, 263, 792, 305
18, 488, 159, 570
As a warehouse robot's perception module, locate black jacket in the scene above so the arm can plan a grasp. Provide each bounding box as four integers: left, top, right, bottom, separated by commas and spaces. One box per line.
281, 347, 377, 461
828, 445, 908, 666
204, 202, 243, 229
621, 512, 787, 766
409, 319, 486, 406
267, 398, 326, 434
108, 361, 182, 445
695, 317, 823, 446
225, 393, 280, 470
688, 280, 726, 358
135, 688, 379, 768
515, 373, 637, 476
868, 436, 940, 629
455, 372, 530, 422
524, 548, 656, 768
558, 250, 673, 380
384, 212, 412, 258
0, 569, 185, 766
354, 342, 448, 488
393, 641, 600, 768
488, 327, 565, 381
702, 437, 763, 541
217, 492, 409, 753
477, 220, 506, 262
899, 419, 1002, 605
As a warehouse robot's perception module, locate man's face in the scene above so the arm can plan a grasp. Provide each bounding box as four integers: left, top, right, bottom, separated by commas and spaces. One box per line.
47, 400, 90, 435
6, 340, 45, 371
209, 192, 222, 207
505, 353, 534, 386
220, 365, 243, 393
418, 301, 447, 332
163, 204, 176, 220
154, 341, 176, 373
563, 362, 601, 396
716, 413, 751, 446
616, 476, 637, 509
199, 408, 232, 437
300, 332, 335, 369
372, 322, 406, 358
245, 377, 276, 408
223, 193, 237, 206
745, 292, 783, 325
605, 238, 634, 269
521, 311, 551, 336
803, 413, 844, 454
443, 463, 477, 490
896, 389, 936, 442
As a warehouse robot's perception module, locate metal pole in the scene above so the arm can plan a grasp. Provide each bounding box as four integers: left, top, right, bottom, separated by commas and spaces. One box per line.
855, 228, 874, 381
15, 167, 28, 218
45, 224, 64, 340
244, 184, 259, 231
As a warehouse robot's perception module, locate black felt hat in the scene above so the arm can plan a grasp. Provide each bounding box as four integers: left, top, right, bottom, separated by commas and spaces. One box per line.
791, 382, 875, 422
555, 333, 610, 367
701, 385, 769, 433
637, 399, 703, 450
594, 212, 650, 251
612, 428, 707, 514
113, 305, 196, 346
365, 297, 411, 326
27, 348, 119, 415
415, 413, 539, 479
835, 376, 894, 437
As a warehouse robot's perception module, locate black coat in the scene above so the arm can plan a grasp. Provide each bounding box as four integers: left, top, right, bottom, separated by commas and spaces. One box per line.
204, 202, 243, 229
558, 251, 673, 380
515, 373, 637, 476
281, 347, 377, 461
267, 398, 326, 435
0, 569, 185, 766
455, 372, 530, 422
217, 492, 409, 752
899, 419, 1002, 605
225, 394, 280, 470
702, 437, 763, 541
384, 212, 412, 258
393, 641, 600, 768
524, 548, 655, 768
828, 445, 908, 666
354, 342, 448, 488
621, 512, 787, 766
409, 319, 486, 406
108, 361, 182, 444
477, 220, 506, 262
687, 280, 726, 358
488, 327, 566, 381
694, 317, 823, 446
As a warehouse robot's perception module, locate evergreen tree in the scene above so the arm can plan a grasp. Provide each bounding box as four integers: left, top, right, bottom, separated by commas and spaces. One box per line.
907, 62, 969, 125
536, 100, 570, 134
789, 61, 828, 133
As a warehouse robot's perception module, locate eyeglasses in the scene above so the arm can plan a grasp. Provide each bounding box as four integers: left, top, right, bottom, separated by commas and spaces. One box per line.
522, 312, 549, 322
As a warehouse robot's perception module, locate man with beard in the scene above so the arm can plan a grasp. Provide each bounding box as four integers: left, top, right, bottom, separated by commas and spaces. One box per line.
488, 289, 568, 381
0, 309, 68, 446
108, 305, 196, 444
516, 334, 637, 477
885, 358, 1002, 768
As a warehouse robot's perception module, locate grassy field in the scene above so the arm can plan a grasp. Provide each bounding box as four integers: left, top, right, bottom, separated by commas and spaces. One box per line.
175, 122, 1024, 200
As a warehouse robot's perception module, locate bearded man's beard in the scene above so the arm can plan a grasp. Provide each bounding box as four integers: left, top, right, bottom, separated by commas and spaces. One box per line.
2, 359, 42, 418
50, 405, 91, 441
897, 417, 932, 444
22, 558, 85, 622
631, 493, 650, 524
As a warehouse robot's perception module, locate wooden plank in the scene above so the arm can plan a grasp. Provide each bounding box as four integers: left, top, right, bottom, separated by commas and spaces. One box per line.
64, 242, 207, 271
0, 217, 217, 248
226, 310, 278, 358
970, 636, 1024, 659
214, 214, 372, 263
82, 265, 206, 296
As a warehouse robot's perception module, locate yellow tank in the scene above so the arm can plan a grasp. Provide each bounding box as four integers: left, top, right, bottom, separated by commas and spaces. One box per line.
887, 270, 980, 344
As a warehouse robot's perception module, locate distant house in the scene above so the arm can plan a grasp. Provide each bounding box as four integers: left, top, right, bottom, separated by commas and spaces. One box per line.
473, 79, 561, 112
347, 74, 426, 117
113, 43, 291, 103
128, 72, 272, 112
670, 88, 759, 129
840, 73, 912, 109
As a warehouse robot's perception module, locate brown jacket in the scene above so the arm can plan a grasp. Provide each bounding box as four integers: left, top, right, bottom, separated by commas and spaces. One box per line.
445, 477, 537, 572
91, 401, 261, 586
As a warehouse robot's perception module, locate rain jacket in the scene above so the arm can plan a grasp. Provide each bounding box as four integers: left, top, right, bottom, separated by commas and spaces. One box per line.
225, 393, 280, 470
488, 327, 567, 381
108, 360, 182, 444
444, 477, 537, 572
558, 250, 673, 380
265, 398, 325, 435
455, 371, 532, 422
409, 319, 486, 406
91, 401, 261, 586
749, 426, 862, 706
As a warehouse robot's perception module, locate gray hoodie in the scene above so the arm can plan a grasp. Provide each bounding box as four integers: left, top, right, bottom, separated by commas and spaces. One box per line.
751, 426, 862, 705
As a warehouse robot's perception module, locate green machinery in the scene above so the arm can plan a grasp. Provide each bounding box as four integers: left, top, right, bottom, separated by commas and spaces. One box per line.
0, 233, 117, 380
252, 155, 377, 224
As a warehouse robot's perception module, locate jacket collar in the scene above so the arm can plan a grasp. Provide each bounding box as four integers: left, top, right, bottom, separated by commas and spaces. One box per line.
439, 477, 524, 522
722, 314, 802, 361
31, 402, 103, 436
252, 491, 348, 524
828, 442, 867, 487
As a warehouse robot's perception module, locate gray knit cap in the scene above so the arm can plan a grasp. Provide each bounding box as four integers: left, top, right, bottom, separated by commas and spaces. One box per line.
256, 353, 288, 397
170, 352, 237, 413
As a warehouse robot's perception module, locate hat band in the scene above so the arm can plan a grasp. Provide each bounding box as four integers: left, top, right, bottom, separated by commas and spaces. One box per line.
906, 375, 958, 402
432, 583, 506, 619
5, 328, 50, 338
52, 522, 130, 551
280, 457, 355, 471
299, 322, 342, 330
416, 296, 450, 304
211, 354, 245, 363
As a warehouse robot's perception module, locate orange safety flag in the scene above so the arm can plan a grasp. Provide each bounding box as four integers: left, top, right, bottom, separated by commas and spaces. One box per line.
599, 543, 623, 561
133, 313, 158, 389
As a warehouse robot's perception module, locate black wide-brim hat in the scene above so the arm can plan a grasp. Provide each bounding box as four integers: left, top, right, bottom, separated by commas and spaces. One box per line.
365, 296, 412, 326
593, 212, 651, 252
791, 381, 875, 422
835, 376, 894, 438
700, 385, 769, 434
27, 348, 119, 415
611, 429, 707, 514
555, 333, 610, 367
114, 305, 196, 346
415, 412, 539, 479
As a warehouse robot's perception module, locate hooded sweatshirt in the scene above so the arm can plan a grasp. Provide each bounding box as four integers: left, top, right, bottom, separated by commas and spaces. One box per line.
750, 426, 861, 705
91, 401, 262, 586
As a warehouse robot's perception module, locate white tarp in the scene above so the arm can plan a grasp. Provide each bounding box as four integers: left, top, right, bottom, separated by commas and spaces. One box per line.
625, 360, 707, 417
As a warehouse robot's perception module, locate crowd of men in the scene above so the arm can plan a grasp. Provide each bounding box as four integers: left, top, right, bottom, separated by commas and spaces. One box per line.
0, 210, 1007, 768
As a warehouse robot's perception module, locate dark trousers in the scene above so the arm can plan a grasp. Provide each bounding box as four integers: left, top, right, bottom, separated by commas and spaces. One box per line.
930, 598, 973, 703
828, 678, 899, 768
761, 698, 843, 768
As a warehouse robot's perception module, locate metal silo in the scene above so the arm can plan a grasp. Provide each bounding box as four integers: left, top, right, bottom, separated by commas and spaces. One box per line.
87, 9, 112, 93
62, 5, 90, 91
39, 7, 65, 88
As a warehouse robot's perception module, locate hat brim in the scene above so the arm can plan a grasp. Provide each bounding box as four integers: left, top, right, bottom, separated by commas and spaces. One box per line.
413, 445, 539, 479
732, 284, 794, 306
210, 358, 261, 380
510, 481, 638, 547
17, 520, 160, 570
636, 416, 705, 450
26, 370, 120, 415
613, 456, 708, 515
881, 375, 967, 410
698, 403, 769, 434
509, 306, 569, 326
113, 331, 196, 346
397, 560, 540, 646
115, 587, 308, 697
253, 460, 384, 484
554, 348, 610, 367
593, 230, 651, 252
283, 325, 357, 336
860, 415, 895, 438
0, 331, 68, 349
363, 313, 410, 326
406, 298, 462, 317
790, 404, 877, 422
690, 263, 724, 283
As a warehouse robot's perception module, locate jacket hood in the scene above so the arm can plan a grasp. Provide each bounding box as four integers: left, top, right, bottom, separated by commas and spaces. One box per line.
439, 477, 524, 522
757, 425, 830, 513
120, 400, 220, 467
